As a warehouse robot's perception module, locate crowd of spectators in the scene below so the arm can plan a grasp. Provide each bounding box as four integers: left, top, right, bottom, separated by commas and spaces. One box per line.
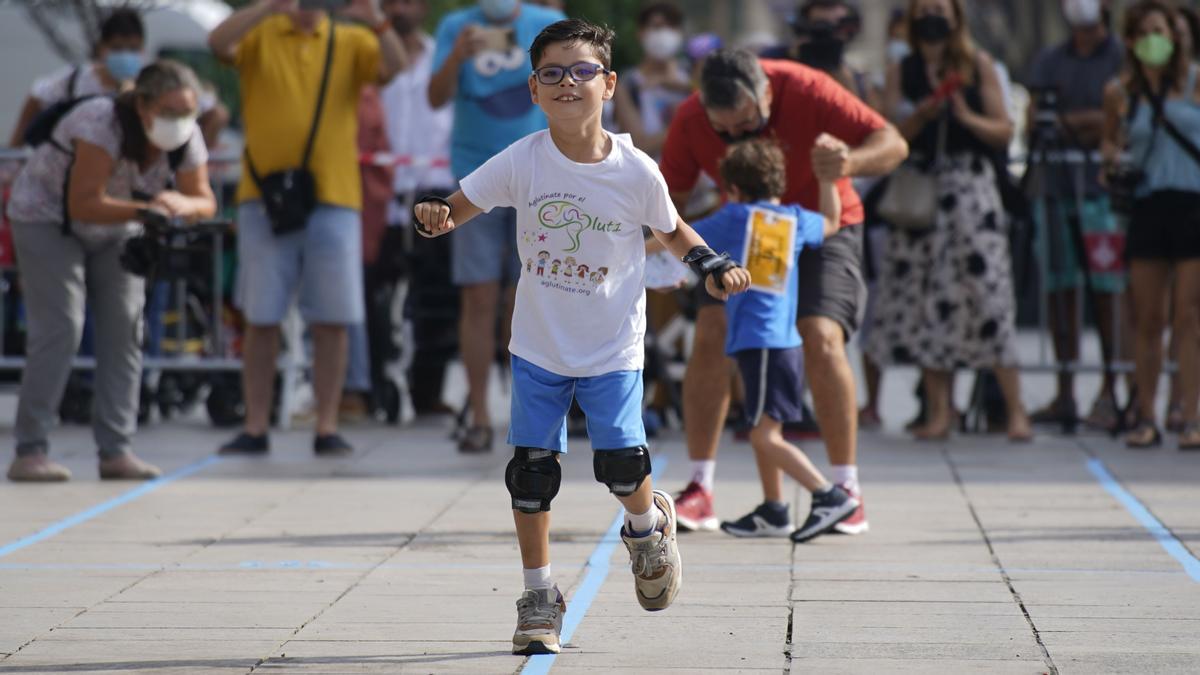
4, 0, 1200, 485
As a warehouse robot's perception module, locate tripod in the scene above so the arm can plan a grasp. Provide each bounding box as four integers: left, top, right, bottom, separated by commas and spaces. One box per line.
1017, 95, 1129, 436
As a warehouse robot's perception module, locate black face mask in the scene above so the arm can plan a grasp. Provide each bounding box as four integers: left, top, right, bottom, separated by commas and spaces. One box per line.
912, 15, 952, 43
798, 36, 846, 71
715, 112, 768, 145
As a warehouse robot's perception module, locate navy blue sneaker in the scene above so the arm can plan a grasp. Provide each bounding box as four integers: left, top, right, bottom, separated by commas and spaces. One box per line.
792, 485, 859, 543
720, 502, 792, 538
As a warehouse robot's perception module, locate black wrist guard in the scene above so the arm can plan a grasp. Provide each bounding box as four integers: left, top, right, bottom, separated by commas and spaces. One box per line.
681, 245, 738, 291
412, 195, 452, 237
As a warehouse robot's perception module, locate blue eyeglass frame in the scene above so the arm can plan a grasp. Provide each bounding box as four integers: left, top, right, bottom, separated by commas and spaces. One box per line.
532, 61, 610, 85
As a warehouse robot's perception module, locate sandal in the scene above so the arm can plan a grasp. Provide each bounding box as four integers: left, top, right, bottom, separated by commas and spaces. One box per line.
1180, 422, 1200, 451
1029, 399, 1078, 427
1124, 422, 1162, 449
1084, 396, 1119, 433
1166, 404, 1186, 434
458, 426, 494, 454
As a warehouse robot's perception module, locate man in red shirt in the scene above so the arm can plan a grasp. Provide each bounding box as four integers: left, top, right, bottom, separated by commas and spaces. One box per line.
662, 49, 907, 534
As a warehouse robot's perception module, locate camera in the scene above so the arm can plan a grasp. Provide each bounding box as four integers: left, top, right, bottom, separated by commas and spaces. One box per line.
1029, 86, 1061, 130
1105, 163, 1145, 216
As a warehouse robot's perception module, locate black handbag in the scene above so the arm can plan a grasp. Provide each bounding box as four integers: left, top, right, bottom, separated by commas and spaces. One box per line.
244, 23, 336, 235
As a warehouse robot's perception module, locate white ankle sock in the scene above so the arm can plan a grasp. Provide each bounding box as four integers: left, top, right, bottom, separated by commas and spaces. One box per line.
625, 506, 660, 536
690, 460, 716, 491
831, 465, 858, 492
523, 564, 553, 590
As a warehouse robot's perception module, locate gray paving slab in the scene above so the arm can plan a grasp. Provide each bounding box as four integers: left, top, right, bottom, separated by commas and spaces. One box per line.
0, 393, 1196, 673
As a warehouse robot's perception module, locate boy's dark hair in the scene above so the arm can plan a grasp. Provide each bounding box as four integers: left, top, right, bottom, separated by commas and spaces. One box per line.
529, 18, 616, 70
100, 8, 145, 44
700, 48, 768, 110
637, 2, 684, 28
719, 139, 787, 203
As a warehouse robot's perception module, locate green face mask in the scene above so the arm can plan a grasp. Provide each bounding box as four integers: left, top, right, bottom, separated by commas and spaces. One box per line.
1135, 33, 1175, 67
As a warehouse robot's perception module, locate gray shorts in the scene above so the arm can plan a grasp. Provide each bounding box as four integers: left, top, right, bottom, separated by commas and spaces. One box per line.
235, 201, 365, 326
451, 206, 521, 286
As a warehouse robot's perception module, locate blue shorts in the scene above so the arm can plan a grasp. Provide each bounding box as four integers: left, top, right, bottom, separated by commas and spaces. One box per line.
508, 355, 646, 454
235, 201, 365, 325
451, 206, 521, 286
735, 347, 806, 425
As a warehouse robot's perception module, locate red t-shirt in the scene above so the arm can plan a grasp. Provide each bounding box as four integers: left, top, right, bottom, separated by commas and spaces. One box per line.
660, 59, 887, 227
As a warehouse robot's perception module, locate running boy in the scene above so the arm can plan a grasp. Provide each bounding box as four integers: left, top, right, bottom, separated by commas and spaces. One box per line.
412, 19, 751, 656
689, 138, 859, 543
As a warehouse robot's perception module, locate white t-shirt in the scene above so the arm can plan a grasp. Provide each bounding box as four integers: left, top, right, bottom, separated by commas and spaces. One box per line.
461, 130, 678, 377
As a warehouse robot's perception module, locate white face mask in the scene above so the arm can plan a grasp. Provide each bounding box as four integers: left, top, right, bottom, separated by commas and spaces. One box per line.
146, 115, 196, 151
1063, 0, 1102, 28
642, 28, 683, 61
887, 39, 911, 63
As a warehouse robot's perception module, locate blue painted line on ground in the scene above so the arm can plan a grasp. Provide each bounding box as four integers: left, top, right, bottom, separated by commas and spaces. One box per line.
0, 455, 223, 560
1087, 457, 1200, 583
523, 457, 667, 675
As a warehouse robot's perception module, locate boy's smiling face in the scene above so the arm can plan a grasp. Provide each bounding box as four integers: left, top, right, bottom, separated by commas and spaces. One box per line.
529, 41, 617, 124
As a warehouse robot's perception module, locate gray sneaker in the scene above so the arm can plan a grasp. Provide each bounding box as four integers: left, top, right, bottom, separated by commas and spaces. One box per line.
621, 489, 682, 611
512, 586, 566, 655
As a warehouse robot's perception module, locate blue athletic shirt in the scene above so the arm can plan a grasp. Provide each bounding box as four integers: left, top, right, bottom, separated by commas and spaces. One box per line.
690, 201, 825, 354
432, 3, 565, 178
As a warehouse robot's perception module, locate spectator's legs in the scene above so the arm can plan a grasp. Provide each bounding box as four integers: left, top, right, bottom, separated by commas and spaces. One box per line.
860, 354, 883, 426
1130, 260, 1171, 426
10, 222, 85, 478
798, 316, 857, 465
87, 239, 146, 459
311, 324, 349, 436
1041, 289, 1079, 413
344, 319, 372, 413
683, 305, 732, 465
913, 368, 952, 440
242, 324, 280, 436
461, 281, 500, 429
993, 366, 1032, 440
1172, 260, 1200, 426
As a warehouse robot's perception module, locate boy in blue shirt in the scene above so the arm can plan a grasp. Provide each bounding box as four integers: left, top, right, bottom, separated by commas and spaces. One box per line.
414, 19, 751, 655
690, 138, 859, 543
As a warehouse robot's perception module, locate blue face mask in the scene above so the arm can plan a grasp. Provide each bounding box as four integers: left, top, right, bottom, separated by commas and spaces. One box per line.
479, 0, 518, 22
104, 50, 144, 82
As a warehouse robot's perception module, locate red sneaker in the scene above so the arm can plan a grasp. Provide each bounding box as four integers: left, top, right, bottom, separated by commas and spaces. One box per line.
673, 481, 719, 532
832, 483, 869, 535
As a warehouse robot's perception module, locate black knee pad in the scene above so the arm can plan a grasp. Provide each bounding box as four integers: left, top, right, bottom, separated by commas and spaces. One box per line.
593, 446, 652, 496
505, 447, 561, 513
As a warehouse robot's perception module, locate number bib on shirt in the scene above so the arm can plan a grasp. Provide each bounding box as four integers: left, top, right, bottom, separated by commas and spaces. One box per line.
742, 206, 798, 296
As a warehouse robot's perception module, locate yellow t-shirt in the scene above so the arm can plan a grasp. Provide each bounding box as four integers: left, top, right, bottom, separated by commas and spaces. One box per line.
234, 15, 381, 210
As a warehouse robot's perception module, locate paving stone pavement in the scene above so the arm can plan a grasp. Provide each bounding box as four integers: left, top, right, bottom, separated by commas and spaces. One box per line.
0, 410, 1198, 674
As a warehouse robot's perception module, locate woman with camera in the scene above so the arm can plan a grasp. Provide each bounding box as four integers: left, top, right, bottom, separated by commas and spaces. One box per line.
5, 60, 215, 481
1102, 0, 1200, 450
866, 0, 1031, 441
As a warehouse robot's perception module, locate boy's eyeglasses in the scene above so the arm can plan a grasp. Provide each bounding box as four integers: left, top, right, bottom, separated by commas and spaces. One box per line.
533, 62, 609, 85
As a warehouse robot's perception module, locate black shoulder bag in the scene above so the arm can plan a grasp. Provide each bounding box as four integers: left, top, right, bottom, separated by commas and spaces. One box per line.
244, 23, 336, 235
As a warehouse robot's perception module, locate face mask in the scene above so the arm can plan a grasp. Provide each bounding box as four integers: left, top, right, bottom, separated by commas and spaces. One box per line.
798, 36, 846, 71
1063, 0, 1101, 28
912, 15, 952, 44
145, 115, 196, 151
641, 28, 683, 61
715, 108, 768, 145
887, 38, 911, 63
1135, 33, 1175, 67
104, 50, 144, 82
479, 0, 517, 22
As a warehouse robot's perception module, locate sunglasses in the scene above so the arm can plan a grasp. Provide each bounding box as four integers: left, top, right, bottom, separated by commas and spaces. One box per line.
532, 61, 609, 86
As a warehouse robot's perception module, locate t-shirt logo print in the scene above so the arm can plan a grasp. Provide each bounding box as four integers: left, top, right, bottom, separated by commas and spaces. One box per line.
536, 200, 623, 254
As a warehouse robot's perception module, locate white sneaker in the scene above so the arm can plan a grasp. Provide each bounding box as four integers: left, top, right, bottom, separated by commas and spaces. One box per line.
621, 489, 682, 611
512, 586, 566, 655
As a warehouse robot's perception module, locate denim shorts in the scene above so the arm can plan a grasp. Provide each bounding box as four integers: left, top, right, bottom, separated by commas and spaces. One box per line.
235, 201, 365, 325
451, 206, 521, 286
508, 355, 646, 454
